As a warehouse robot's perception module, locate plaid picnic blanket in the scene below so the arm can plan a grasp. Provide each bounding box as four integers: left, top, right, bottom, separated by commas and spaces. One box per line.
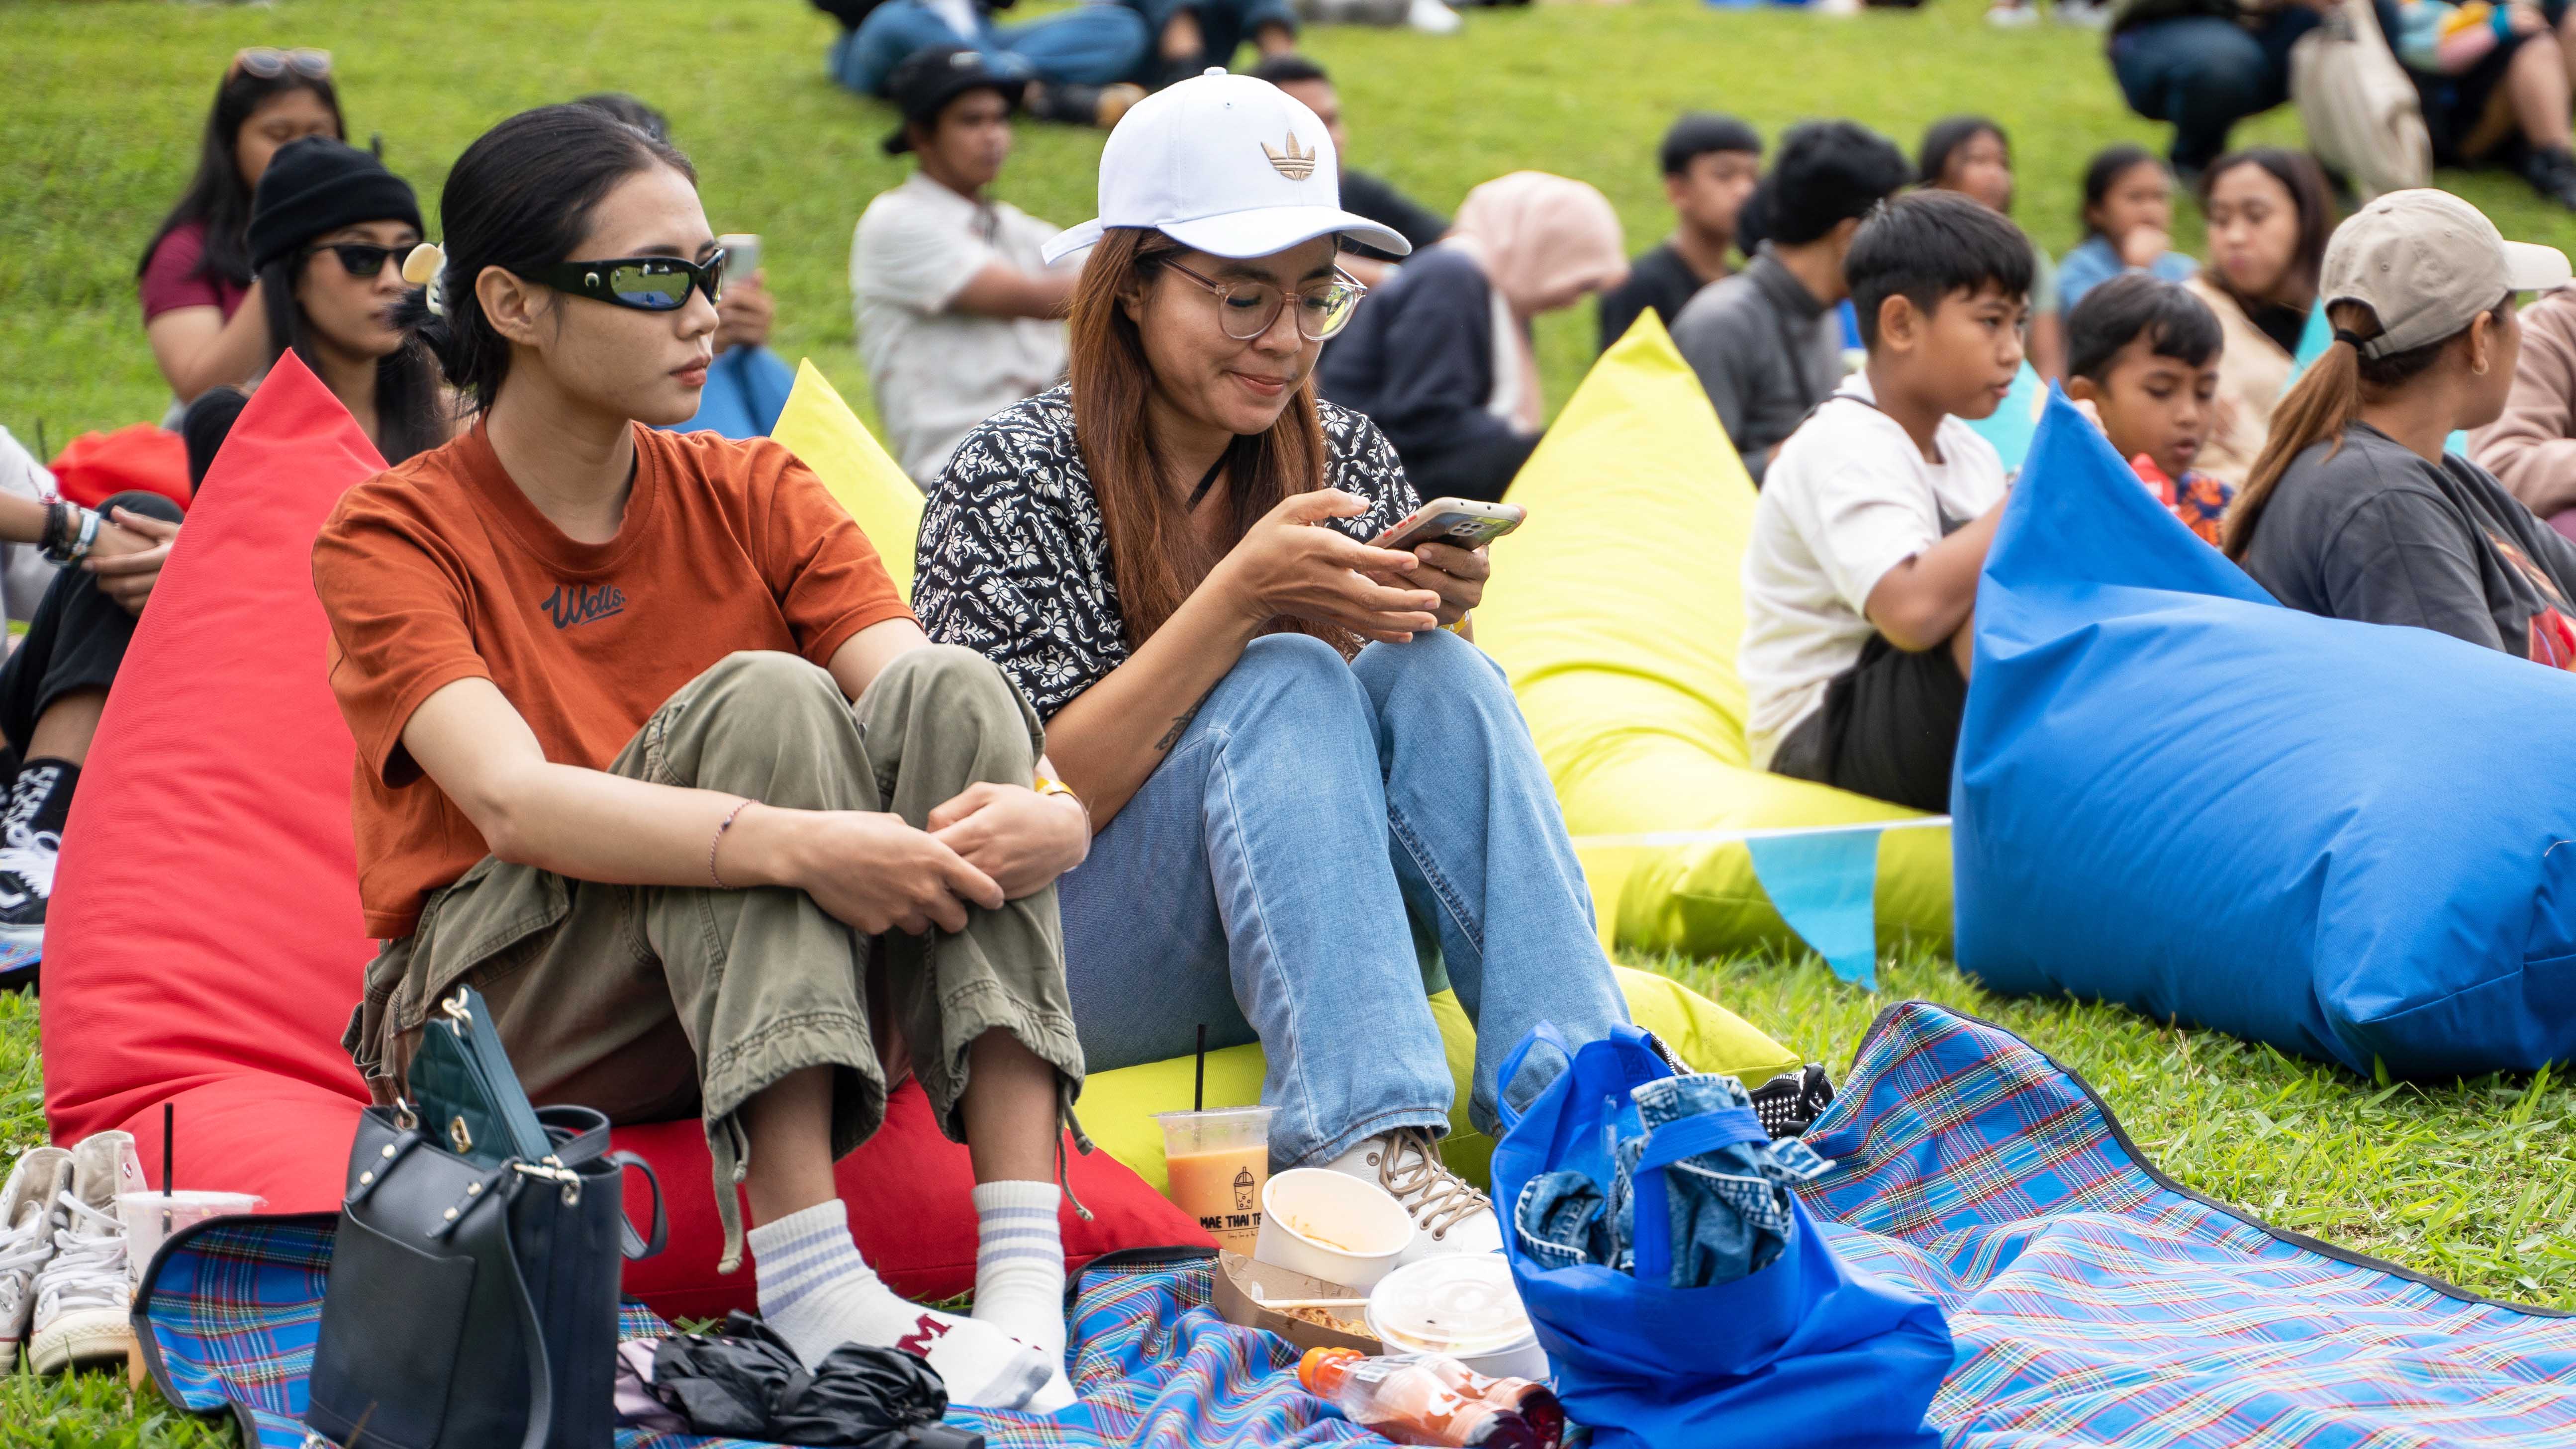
1803, 1001, 2576, 1447
136, 1229, 1376, 1449
135, 1001, 2576, 1448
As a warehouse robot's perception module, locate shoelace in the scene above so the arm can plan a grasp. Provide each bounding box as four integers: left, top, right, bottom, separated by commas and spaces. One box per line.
32, 1192, 126, 1320
0, 1212, 49, 1316
1375, 1126, 1489, 1239
0, 821, 60, 902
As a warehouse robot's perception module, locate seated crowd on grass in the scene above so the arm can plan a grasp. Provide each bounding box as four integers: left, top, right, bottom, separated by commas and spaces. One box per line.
8, 0, 2576, 1401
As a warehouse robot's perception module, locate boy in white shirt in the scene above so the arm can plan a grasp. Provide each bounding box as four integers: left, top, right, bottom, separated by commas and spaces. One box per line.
1742, 191, 2034, 811
853, 46, 1078, 486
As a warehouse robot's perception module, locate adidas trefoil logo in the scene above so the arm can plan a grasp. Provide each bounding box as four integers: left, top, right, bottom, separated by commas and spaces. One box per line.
1262, 131, 1317, 181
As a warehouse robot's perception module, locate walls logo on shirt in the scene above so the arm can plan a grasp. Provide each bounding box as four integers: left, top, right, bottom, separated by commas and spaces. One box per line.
542, 581, 627, 630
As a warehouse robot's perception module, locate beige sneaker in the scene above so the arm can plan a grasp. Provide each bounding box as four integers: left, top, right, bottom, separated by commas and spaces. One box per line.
27, 1131, 144, 1374
1323, 1126, 1502, 1264
0, 1147, 72, 1367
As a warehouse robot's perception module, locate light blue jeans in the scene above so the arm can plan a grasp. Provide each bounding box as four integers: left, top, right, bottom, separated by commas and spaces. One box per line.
831, 0, 1151, 96
1058, 630, 1631, 1171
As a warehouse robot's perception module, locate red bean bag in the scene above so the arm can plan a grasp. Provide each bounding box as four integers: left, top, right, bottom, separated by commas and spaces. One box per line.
41, 355, 1206, 1316
46, 423, 191, 512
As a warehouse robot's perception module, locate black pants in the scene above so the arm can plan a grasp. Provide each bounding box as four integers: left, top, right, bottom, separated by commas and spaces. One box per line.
0, 490, 184, 780
1769, 632, 1968, 814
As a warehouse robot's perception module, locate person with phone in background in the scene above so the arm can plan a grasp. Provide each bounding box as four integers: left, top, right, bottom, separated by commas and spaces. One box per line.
573, 95, 797, 438
914, 73, 1629, 1264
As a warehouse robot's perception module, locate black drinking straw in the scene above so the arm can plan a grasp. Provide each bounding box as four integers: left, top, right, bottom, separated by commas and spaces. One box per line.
1193, 1024, 1207, 1114
162, 1102, 174, 1196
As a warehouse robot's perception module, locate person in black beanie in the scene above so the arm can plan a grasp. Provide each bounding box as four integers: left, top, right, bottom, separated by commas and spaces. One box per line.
1599, 113, 1762, 351
243, 136, 452, 463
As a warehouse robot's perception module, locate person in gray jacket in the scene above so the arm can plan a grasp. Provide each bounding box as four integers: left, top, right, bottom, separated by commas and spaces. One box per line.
1670, 121, 1911, 484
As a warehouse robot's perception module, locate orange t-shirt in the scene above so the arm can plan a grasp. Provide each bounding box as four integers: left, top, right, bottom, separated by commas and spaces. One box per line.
314, 422, 913, 938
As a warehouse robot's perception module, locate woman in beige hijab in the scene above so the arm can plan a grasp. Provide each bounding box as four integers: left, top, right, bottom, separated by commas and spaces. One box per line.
1320, 172, 1626, 501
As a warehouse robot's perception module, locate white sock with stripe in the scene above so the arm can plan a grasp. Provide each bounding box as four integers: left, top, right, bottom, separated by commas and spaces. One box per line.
970, 1180, 1074, 1411
748, 1199, 1049, 1410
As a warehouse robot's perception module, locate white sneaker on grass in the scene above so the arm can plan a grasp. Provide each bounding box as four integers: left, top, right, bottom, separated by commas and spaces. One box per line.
1323, 1126, 1502, 1264
0, 1147, 72, 1367
28, 1131, 143, 1374
1406, 0, 1466, 33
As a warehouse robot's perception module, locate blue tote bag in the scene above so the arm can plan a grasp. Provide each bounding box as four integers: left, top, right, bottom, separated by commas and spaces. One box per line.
1490, 1024, 1950, 1449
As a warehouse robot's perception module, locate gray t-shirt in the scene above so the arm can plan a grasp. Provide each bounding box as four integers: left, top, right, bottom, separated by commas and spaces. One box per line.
1669, 249, 1843, 485
2237, 421, 2576, 661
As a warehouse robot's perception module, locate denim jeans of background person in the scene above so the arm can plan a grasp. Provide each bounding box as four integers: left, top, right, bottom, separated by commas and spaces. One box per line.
2107, 0, 2322, 174
1058, 630, 1630, 1179
833, 0, 1150, 97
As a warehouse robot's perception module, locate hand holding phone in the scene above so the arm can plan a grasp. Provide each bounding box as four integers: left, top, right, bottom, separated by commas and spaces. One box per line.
718, 233, 763, 281
1366, 497, 1519, 629
1368, 497, 1525, 553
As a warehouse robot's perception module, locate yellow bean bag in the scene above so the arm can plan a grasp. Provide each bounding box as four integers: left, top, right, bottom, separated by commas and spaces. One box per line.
1474, 314, 1953, 963
772, 360, 926, 602
1081, 967, 1798, 1195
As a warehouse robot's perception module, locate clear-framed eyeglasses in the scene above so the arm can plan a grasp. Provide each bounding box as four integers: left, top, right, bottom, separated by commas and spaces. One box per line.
1162, 258, 1369, 342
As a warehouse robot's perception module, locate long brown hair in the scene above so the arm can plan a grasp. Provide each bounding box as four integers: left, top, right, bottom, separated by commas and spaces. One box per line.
1066, 227, 1336, 649
2223, 296, 2503, 559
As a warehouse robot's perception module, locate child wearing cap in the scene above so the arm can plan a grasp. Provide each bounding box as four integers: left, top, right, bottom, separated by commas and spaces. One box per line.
853, 46, 1079, 486
1597, 113, 1761, 352
2230, 190, 2576, 666
914, 71, 1632, 1271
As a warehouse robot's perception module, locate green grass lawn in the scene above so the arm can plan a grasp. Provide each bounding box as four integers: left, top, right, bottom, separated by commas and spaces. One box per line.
7, 0, 2576, 1442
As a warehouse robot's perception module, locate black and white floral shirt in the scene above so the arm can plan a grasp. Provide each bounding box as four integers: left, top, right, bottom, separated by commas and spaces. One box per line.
914, 386, 1419, 720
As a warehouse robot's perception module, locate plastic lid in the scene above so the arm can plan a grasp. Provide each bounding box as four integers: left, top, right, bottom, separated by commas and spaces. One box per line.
1364, 1254, 1533, 1356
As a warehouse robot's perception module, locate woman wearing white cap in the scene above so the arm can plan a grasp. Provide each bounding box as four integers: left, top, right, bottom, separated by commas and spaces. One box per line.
916, 71, 1630, 1258
2228, 190, 2576, 665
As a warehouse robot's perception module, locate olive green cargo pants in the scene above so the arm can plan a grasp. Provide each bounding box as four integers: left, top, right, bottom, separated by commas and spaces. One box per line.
347, 647, 1086, 1270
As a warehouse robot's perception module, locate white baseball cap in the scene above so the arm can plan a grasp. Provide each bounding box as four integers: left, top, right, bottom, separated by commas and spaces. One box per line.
2321, 190, 2570, 359
1041, 69, 1413, 267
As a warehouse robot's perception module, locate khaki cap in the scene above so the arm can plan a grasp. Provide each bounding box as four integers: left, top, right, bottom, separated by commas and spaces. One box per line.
2320, 190, 2570, 359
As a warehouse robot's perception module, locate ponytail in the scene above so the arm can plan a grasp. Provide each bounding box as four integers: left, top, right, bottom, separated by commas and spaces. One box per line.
397, 104, 694, 412
2224, 296, 2503, 559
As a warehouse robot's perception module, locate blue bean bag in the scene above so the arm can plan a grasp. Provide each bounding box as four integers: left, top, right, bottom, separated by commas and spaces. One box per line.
1956, 390, 2576, 1079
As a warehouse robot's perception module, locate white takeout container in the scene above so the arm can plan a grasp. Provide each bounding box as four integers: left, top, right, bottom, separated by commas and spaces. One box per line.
1253, 1167, 1412, 1291
116, 1190, 266, 1287
1366, 1252, 1550, 1381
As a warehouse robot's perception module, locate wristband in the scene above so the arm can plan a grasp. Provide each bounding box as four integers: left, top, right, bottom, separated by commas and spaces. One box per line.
43, 504, 99, 566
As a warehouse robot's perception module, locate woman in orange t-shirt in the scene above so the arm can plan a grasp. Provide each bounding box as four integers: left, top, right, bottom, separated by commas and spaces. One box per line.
310, 105, 1089, 1412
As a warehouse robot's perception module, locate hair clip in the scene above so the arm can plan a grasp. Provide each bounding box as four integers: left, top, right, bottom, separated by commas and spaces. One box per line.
403, 242, 448, 317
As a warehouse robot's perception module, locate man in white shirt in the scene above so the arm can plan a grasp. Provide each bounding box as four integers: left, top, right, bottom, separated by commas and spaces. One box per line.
1740, 192, 2032, 812
853, 47, 1079, 486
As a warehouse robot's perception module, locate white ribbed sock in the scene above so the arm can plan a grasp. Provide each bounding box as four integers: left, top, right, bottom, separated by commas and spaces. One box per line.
970, 1180, 1074, 1411
748, 1199, 1049, 1410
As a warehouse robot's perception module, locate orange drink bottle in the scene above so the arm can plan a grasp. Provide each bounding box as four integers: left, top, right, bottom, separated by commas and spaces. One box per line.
1297, 1347, 1541, 1448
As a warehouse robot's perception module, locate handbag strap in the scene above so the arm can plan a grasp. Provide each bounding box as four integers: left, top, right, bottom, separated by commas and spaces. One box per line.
492, 1184, 556, 1449
1627, 1106, 1770, 1287
609, 1151, 668, 1261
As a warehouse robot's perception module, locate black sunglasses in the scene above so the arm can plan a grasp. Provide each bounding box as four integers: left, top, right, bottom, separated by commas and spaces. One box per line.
521, 252, 728, 313
312, 243, 404, 279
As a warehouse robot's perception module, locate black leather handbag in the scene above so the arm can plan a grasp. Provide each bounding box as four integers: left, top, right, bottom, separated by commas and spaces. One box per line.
306, 986, 667, 1449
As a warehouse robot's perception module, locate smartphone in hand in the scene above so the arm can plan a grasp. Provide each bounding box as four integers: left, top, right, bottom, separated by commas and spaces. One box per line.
718, 233, 762, 282
1369, 497, 1525, 553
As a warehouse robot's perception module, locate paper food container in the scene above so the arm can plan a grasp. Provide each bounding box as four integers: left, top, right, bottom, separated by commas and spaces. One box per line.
1211, 1250, 1385, 1356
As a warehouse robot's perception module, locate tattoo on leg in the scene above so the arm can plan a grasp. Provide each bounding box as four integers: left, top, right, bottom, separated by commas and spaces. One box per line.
1156, 694, 1210, 752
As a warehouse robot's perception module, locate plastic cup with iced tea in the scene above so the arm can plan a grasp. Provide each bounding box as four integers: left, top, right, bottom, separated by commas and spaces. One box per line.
1154, 1105, 1274, 1252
